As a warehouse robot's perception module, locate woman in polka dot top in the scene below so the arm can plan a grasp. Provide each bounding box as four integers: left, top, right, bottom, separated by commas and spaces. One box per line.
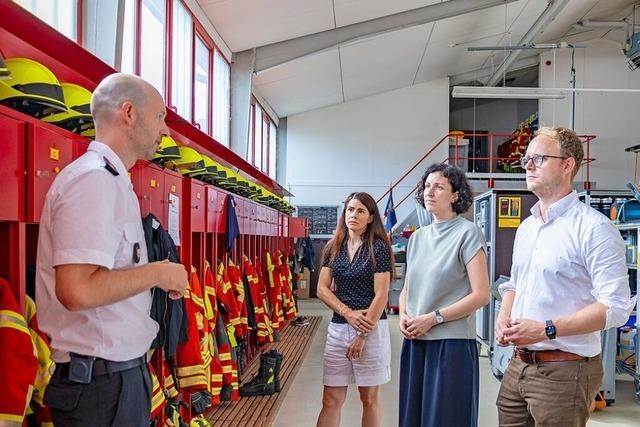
315, 192, 394, 427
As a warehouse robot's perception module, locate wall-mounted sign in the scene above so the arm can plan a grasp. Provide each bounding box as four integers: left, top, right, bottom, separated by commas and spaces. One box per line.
498, 196, 521, 228
297, 206, 339, 236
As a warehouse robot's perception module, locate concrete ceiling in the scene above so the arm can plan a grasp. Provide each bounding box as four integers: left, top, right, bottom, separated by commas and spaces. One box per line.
198, 0, 638, 117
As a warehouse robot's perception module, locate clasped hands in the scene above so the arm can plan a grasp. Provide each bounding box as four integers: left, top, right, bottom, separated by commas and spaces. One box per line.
495, 316, 546, 347
399, 312, 436, 339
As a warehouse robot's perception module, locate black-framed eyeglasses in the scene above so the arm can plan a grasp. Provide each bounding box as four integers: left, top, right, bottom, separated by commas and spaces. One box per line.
519, 154, 568, 168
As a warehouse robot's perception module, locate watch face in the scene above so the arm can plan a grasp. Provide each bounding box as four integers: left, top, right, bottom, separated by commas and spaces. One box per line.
546, 325, 556, 336
436, 314, 444, 323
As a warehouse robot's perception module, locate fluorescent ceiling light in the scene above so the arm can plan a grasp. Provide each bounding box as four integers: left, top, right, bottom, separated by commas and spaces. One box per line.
467, 43, 585, 51
451, 86, 566, 99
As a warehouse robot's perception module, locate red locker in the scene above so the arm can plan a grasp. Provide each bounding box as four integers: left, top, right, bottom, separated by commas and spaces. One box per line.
0, 112, 26, 221
258, 206, 266, 236
206, 186, 217, 233
280, 213, 289, 238
163, 169, 183, 235
27, 124, 73, 223
216, 190, 227, 233
73, 137, 90, 159
132, 163, 166, 225
247, 202, 256, 235
289, 217, 307, 238
189, 181, 206, 233
235, 198, 246, 234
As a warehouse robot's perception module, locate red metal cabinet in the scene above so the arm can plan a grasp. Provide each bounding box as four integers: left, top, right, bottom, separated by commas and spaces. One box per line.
216, 190, 227, 233
206, 186, 217, 233
73, 138, 90, 159
189, 181, 206, 233
247, 202, 257, 235
0, 113, 25, 221
27, 124, 73, 223
235, 198, 246, 234
132, 163, 166, 225
256, 205, 269, 236
163, 169, 183, 236
289, 217, 308, 238
280, 213, 289, 238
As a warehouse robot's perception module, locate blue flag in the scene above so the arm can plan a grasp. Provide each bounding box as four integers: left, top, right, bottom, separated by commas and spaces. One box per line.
384, 190, 397, 232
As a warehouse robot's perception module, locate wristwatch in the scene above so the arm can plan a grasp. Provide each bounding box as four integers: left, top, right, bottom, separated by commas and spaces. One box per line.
356, 330, 368, 338
434, 309, 445, 324
545, 320, 557, 340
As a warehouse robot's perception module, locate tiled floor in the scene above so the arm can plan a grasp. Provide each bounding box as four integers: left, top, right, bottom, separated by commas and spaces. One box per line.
273, 299, 639, 426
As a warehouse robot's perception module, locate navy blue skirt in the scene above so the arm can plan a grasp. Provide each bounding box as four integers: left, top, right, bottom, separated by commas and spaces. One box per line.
399, 338, 479, 427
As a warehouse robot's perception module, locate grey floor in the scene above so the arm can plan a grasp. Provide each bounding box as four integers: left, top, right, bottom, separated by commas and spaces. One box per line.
273, 299, 639, 427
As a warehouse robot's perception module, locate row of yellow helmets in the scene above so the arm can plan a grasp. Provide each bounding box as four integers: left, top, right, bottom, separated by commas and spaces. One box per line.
154, 137, 295, 214
0, 57, 95, 137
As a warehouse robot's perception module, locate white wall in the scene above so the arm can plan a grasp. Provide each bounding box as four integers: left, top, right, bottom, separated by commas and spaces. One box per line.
286, 78, 449, 227
539, 39, 640, 189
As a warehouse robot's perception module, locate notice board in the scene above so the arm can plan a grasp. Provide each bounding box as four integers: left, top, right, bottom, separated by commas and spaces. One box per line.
297, 206, 339, 237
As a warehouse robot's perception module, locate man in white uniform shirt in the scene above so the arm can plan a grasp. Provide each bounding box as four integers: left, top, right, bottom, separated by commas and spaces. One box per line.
495, 127, 634, 426
37, 73, 188, 426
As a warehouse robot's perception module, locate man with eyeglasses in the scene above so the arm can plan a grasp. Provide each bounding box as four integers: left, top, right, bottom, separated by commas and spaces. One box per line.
495, 126, 634, 426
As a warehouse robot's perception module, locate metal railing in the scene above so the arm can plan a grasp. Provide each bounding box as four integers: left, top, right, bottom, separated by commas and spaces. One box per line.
378, 132, 597, 212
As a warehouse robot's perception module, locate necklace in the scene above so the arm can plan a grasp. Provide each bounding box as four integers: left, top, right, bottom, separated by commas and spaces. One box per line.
347, 239, 363, 261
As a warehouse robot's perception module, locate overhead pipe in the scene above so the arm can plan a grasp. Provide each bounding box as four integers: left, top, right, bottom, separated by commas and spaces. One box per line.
485, 0, 570, 87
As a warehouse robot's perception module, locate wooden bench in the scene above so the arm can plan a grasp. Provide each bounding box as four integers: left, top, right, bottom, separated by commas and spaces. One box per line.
207, 316, 322, 427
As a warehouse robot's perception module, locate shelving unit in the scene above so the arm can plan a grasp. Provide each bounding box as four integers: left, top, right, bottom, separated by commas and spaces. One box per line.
388, 260, 405, 314
614, 222, 640, 402
579, 190, 638, 403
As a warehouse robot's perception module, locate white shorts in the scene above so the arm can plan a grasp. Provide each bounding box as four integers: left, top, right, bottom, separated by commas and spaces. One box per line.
322, 319, 391, 387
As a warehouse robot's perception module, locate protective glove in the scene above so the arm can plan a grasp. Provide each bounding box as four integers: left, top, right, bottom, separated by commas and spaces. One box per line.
191, 390, 212, 415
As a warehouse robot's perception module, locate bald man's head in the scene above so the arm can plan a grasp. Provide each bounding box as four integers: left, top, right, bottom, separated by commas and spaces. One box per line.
90, 73, 160, 128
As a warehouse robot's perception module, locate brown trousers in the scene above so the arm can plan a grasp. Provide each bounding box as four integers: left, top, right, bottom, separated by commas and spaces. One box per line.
496, 355, 603, 427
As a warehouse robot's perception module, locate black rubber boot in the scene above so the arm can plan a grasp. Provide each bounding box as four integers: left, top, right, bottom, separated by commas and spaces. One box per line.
239, 354, 277, 397
268, 349, 284, 392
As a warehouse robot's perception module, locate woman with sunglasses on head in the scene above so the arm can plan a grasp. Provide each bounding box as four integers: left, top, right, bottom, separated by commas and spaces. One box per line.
315, 192, 394, 427
398, 163, 489, 427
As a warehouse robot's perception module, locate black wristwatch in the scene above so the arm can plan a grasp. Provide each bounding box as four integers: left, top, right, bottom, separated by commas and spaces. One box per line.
545, 320, 556, 340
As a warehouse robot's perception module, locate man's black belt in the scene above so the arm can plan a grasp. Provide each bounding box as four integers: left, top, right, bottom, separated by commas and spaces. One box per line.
92, 355, 146, 376
60, 355, 146, 377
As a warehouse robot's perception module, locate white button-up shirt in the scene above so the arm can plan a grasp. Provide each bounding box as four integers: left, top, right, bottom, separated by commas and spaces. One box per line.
499, 191, 635, 357
36, 141, 158, 363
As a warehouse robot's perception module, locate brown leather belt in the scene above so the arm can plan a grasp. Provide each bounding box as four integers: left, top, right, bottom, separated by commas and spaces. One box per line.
515, 348, 587, 364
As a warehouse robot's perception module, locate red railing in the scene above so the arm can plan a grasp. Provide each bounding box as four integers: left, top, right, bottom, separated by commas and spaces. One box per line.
378, 132, 597, 212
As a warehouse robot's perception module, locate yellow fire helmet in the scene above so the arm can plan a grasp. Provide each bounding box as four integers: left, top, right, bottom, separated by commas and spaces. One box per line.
43, 83, 94, 133
169, 146, 206, 177
191, 154, 217, 182
0, 54, 11, 80
0, 57, 66, 118
153, 136, 181, 165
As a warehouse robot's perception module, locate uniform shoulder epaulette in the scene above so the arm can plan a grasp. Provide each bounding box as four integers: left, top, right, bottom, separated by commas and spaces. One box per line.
103, 156, 120, 176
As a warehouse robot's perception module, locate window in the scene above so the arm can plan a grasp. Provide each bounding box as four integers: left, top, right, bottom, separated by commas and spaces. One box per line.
253, 104, 263, 169
121, 0, 136, 74
194, 35, 210, 133
15, 0, 77, 41
269, 121, 277, 179
171, 0, 192, 119
140, 0, 166, 96
262, 117, 269, 172
213, 50, 230, 147
248, 104, 254, 160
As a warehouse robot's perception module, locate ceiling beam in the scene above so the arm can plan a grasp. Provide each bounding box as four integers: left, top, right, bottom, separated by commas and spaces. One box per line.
484, 0, 570, 87
247, 0, 521, 73
450, 55, 540, 86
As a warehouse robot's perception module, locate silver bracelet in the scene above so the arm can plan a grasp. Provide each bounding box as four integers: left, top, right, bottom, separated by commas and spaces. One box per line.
356, 330, 368, 338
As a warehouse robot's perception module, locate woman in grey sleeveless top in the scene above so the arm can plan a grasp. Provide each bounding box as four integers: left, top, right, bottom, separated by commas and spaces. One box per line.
398, 163, 490, 427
